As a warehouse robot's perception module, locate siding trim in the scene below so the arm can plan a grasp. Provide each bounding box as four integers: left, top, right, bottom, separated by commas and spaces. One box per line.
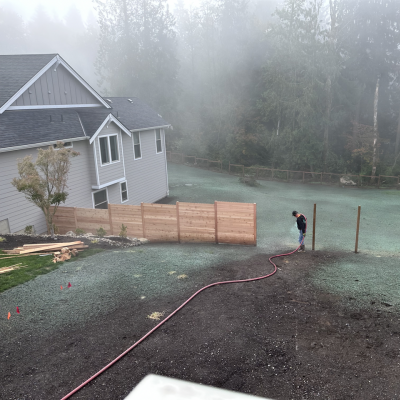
89, 114, 132, 144
129, 124, 170, 133
7, 104, 103, 111
0, 137, 88, 153
92, 177, 126, 190
0, 55, 58, 114
120, 129, 127, 178
92, 140, 100, 186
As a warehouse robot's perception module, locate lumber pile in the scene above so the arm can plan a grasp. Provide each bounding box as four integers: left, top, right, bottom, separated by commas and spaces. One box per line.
1, 241, 87, 263
0, 263, 28, 274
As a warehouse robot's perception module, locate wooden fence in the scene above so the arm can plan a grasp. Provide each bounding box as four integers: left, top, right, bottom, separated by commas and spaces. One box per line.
51, 201, 257, 246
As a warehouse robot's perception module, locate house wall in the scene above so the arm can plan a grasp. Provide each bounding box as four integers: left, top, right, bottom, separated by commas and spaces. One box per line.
0, 140, 93, 234
93, 122, 126, 186
11, 65, 101, 107
122, 128, 169, 205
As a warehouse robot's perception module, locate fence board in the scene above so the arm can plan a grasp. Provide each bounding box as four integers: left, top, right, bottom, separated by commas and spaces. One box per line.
52, 200, 256, 245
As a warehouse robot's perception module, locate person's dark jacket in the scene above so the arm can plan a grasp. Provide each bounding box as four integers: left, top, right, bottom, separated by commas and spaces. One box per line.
296, 214, 306, 233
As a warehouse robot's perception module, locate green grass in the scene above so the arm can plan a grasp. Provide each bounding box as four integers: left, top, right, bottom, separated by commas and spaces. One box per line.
0, 248, 103, 293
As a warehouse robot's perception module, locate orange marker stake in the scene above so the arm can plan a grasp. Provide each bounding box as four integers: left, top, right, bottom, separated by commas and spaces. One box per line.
16, 307, 20, 314
60, 285, 63, 290
7, 312, 11, 320
68, 282, 72, 288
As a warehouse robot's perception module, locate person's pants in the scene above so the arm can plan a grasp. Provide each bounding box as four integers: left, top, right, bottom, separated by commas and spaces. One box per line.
299, 230, 305, 245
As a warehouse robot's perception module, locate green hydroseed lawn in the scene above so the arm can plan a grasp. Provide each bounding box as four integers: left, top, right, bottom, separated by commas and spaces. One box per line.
0, 249, 103, 293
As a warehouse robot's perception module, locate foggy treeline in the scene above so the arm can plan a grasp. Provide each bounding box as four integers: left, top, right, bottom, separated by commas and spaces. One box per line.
2, 0, 400, 176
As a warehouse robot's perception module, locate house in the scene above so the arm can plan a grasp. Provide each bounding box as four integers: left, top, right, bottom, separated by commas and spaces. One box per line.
0, 54, 171, 234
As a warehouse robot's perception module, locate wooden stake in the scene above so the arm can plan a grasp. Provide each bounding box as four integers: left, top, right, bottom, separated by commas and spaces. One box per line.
312, 203, 316, 251
141, 202, 146, 238
214, 201, 218, 244
176, 201, 181, 243
355, 205, 361, 253
253, 203, 257, 246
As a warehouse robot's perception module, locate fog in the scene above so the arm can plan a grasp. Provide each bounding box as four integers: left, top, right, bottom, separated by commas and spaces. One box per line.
1, 0, 399, 178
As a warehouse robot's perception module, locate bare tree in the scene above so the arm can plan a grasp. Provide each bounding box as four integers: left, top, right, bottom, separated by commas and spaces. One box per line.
12, 142, 79, 237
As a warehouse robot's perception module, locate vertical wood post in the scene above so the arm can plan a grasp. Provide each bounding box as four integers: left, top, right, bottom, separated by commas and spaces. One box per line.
176, 201, 181, 243
312, 203, 316, 251
303, 171, 305, 183
214, 201, 218, 244
74, 207, 78, 230
108, 204, 113, 235
355, 205, 361, 253
141, 202, 146, 238
253, 203, 257, 246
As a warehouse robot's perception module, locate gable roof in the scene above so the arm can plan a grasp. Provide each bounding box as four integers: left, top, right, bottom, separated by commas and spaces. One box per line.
78, 97, 170, 138
0, 109, 86, 151
0, 54, 56, 109
0, 54, 111, 113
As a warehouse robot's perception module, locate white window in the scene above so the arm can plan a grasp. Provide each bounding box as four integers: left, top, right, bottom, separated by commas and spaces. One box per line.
156, 129, 162, 153
53, 142, 73, 149
99, 134, 119, 165
93, 189, 108, 209
121, 181, 128, 202
133, 132, 141, 159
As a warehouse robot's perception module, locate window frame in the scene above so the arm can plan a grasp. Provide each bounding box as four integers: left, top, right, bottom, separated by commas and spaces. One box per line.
92, 188, 109, 209
155, 129, 163, 154
98, 134, 120, 166
132, 131, 142, 160
53, 141, 73, 150
120, 181, 128, 203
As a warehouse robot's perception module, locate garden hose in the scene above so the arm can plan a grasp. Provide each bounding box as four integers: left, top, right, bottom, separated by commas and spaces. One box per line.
61, 216, 307, 399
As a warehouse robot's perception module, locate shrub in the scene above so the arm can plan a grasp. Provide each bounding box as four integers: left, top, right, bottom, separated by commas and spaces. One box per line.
239, 175, 260, 187
0, 236, 6, 242
96, 227, 107, 237
119, 224, 128, 238
75, 228, 85, 236
24, 225, 34, 235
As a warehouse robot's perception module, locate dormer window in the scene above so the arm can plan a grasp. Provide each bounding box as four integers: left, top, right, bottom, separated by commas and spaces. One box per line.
156, 129, 162, 153
99, 134, 119, 165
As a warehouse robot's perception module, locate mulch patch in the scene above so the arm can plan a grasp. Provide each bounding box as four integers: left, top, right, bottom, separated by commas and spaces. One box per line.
2, 249, 400, 399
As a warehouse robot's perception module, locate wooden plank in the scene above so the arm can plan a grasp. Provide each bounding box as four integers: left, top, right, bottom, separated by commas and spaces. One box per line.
22, 241, 83, 248
108, 203, 114, 235
74, 207, 78, 230
19, 241, 84, 254
141, 203, 146, 237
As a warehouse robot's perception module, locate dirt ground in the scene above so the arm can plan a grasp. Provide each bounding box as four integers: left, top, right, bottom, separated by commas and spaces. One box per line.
2, 248, 400, 400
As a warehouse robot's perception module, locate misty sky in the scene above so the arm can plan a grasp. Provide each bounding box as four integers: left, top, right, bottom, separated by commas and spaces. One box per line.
0, 0, 201, 20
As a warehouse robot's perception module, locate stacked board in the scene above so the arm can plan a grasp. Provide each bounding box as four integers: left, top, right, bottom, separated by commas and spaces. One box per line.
2, 241, 88, 255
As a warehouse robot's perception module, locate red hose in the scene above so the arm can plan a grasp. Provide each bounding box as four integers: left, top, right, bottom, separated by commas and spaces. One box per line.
61, 217, 306, 399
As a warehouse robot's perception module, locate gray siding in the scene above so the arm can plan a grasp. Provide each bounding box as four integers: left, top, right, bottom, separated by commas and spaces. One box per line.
122, 128, 169, 205
11, 65, 101, 107
94, 123, 126, 186
0, 140, 93, 233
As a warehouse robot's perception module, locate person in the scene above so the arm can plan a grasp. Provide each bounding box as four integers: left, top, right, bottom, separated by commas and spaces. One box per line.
292, 211, 306, 251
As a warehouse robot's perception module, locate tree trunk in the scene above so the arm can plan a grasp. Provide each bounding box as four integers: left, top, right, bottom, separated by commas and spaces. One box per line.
371, 75, 380, 181
323, 76, 332, 171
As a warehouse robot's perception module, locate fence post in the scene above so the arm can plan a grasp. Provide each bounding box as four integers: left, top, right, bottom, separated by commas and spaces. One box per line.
303, 171, 305, 183
141, 202, 146, 238
355, 205, 361, 253
253, 203, 257, 246
108, 204, 113, 235
176, 201, 181, 243
74, 207, 78, 231
214, 201, 218, 244
312, 203, 316, 251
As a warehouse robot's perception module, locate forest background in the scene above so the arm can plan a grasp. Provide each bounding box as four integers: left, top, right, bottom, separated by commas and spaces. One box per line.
1, 0, 400, 177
